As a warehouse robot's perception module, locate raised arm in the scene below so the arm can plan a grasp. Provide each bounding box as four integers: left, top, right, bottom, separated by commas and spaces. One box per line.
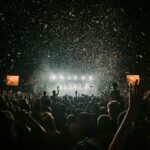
108, 82, 144, 150
56, 86, 59, 96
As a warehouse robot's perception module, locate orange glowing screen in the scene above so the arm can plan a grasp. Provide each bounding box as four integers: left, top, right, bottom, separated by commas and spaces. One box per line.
126, 75, 140, 86
6, 75, 20, 86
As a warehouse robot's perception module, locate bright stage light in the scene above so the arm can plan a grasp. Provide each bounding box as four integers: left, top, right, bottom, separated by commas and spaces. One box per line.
84, 84, 89, 89
73, 75, 78, 80
89, 76, 93, 80
51, 74, 56, 80
59, 75, 64, 80
59, 85, 63, 89
81, 76, 85, 80
73, 84, 77, 89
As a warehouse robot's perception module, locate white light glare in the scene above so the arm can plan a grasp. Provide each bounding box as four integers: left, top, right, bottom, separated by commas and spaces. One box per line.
89, 76, 93, 80
84, 84, 89, 89
73, 84, 77, 89
51, 74, 56, 80
81, 76, 85, 80
59, 75, 64, 80
73, 75, 78, 80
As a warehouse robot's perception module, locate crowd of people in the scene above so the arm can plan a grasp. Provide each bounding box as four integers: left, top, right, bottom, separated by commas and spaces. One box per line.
0, 82, 150, 150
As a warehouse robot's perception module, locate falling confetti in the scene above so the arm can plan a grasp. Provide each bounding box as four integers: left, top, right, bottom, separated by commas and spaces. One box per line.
0, 0, 149, 91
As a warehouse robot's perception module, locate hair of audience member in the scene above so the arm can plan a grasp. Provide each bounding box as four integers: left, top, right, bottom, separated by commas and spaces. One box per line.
76, 112, 97, 138
112, 82, 118, 89
67, 114, 76, 125
0, 111, 15, 137
107, 100, 120, 119
0, 96, 8, 110
117, 111, 126, 126
40, 112, 57, 133
43, 91, 47, 96
18, 98, 30, 112
99, 106, 108, 115
52, 90, 56, 95
97, 114, 111, 134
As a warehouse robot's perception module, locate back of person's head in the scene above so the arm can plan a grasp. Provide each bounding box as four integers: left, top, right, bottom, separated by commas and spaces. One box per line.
77, 112, 96, 138
0, 96, 8, 111
19, 99, 30, 112
97, 115, 111, 134
99, 106, 108, 115
117, 111, 126, 126
55, 103, 66, 114
107, 100, 120, 118
40, 112, 56, 132
0, 111, 15, 137
43, 91, 47, 96
112, 82, 118, 89
67, 114, 76, 125
52, 90, 56, 95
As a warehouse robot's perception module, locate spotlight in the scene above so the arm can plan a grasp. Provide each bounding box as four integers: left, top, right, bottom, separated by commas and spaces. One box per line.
81, 76, 85, 80
73, 84, 77, 89
89, 76, 93, 80
59, 75, 64, 80
84, 84, 89, 89
51, 74, 56, 80
73, 76, 78, 80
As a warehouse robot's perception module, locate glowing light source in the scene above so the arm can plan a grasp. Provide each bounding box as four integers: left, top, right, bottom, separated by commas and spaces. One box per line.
59, 75, 64, 80
84, 84, 89, 89
81, 76, 85, 80
73, 84, 77, 89
73, 75, 78, 80
51, 74, 56, 80
89, 76, 93, 80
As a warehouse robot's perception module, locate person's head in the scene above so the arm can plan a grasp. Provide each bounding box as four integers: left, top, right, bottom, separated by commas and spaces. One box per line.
99, 106, 108, 115
52, 90, 56, 95
0, 96, 8, 111
97, 115, 111, 134
112, 82, 118, 90
67, 114, 76, 125
76, 112, 96, 138
40, 112, 56, 132
107, 100, 120, 119
43, 91, 47, 96
0, 111, 15, 137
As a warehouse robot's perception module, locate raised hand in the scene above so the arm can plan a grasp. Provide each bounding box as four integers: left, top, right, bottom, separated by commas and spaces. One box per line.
128, 80, 144, 112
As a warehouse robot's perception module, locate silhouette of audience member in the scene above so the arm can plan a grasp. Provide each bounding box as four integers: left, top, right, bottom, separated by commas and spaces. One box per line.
41, 91, 52, 112
109, 82, 120, 102
0, 81, 149, 150
109, 82, 124, 112
107, 100, 120, 133
40, 112, 63, 149
50, 86, 59, 105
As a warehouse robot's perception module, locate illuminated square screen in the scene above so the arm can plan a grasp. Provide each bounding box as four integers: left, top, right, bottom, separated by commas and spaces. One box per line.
126, 75, 140, 85
6, 75, 20, 86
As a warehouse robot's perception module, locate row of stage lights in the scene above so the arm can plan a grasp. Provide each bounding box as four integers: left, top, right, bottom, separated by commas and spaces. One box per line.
49, 74, 94, 81
59, 84, 92, 91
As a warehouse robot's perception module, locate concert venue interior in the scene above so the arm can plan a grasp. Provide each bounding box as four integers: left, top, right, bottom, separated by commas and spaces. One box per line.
0, 1, 149, 150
